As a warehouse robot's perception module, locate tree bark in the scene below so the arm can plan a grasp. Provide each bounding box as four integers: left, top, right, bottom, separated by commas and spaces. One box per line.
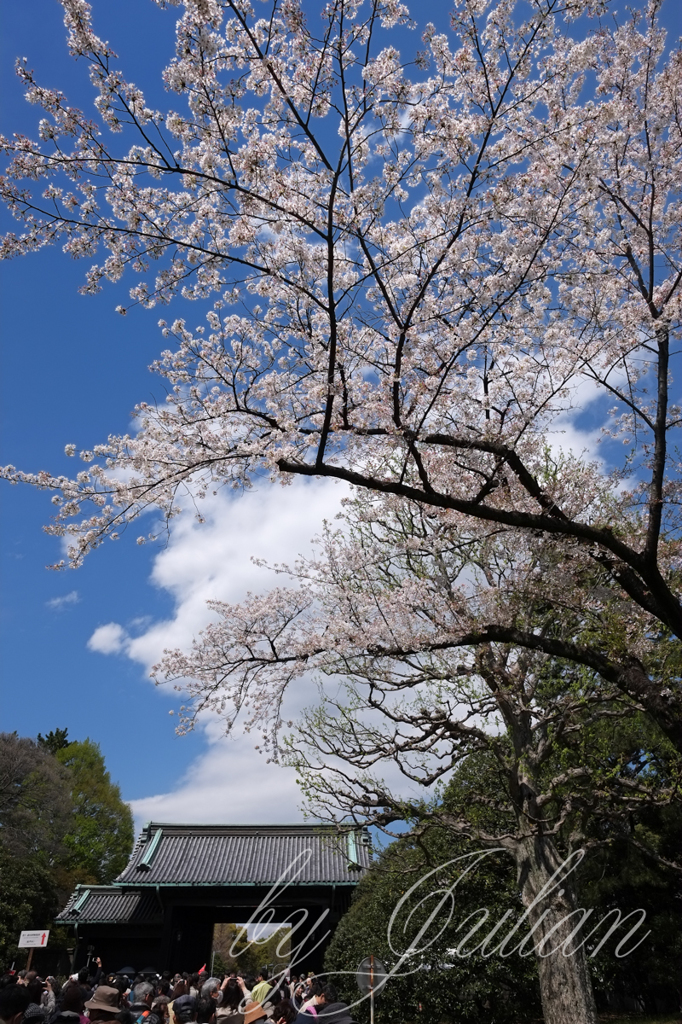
512, 836, 598, 1024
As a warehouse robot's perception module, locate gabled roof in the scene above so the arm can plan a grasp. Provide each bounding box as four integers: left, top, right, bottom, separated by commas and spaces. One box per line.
57, 887, 162, 925
115, 822, 371, 886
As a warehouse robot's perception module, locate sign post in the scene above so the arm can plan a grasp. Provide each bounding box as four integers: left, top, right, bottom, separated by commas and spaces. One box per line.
356, 956, 387, 1024
18, 931, 49, 972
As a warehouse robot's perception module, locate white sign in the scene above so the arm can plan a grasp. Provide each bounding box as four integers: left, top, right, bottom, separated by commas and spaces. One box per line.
18, 930, 49, 948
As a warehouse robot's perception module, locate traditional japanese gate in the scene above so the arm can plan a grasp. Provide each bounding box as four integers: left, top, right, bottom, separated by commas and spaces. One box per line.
57, 823, 371, 974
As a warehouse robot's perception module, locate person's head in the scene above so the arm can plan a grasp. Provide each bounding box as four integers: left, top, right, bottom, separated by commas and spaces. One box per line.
218, 981, 241, 1012
60, 984, 85, 1015
274, 1000, 297, 1024
199, 981, 219, 1001
85, 985, 122, 1023
150, 996, 169, 1021
88, 1010, 119, 1023
0, 985, 30, 1024
25, 980, 44, 1006
77, 970, 89, 987
156, 982, 170, 998
195, 997, 215, 1024
256, 970, 268, 984
316, 986, 337, 1008
171, 996, 197, 1024
22, 1001, 47, 1024
132, 984, 154, 1008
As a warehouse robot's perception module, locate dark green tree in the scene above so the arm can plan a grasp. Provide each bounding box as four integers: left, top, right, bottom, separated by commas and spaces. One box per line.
56, 739, 134, 884
0, 849, 60, 971
0, 732, 73, 862
324, 822, 541, 1024
213, 922, 291, 977
37, 728, 70, 756
572, 727, 682, 1014
0, 732, 134, 971
0, 734, 72, 971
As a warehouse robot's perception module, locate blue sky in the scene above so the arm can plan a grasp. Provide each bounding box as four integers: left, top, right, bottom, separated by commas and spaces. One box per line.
0, 0, 203, 809
1, 0, 680, 834
0, 0, 382, 828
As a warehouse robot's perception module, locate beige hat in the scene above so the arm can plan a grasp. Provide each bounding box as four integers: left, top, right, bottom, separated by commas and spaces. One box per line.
243, 1001, 273, 1024
84, 987, 121, 1015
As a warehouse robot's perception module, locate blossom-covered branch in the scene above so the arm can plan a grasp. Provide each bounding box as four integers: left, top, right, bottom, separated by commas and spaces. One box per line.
1, 1, 681, 731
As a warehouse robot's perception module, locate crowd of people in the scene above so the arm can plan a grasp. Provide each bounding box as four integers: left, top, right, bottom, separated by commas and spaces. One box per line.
0, 964, 358, 1024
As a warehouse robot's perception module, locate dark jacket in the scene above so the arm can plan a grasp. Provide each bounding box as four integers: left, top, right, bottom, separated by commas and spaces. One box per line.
130, 1004, 163, 1024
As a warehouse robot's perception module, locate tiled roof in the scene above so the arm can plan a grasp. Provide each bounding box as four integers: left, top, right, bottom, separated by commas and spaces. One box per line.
57, 887, 162, 924
115, 823, 372, 886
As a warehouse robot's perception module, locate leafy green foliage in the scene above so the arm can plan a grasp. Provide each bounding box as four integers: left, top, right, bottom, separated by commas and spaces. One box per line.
37, 728, 71, 756
0, 731, 134, 970
324, 828, 541, 1024
213, 923, 291, 977
0, 849, 60, 969
0, 732, 73, 862
577, 799, 682, 1012
56, 739, 134, 885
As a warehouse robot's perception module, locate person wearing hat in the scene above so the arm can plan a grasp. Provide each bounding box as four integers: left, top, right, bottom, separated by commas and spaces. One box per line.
170, 996, 196, 1024
22, 1001, 46, 1024
242, 1002, 272, 1024
84, 987, 121, 1023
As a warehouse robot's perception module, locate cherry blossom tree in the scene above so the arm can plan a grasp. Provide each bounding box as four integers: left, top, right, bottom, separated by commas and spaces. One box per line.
1, 4, 681, 1017
155, 489, 679, 1024
2, 0, 680, 753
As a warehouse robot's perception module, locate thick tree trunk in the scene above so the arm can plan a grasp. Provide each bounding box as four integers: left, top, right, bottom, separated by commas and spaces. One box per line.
512, 836, 598, 1024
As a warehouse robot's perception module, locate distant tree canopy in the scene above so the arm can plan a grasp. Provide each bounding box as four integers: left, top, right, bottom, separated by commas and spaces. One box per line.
0, 732, 73, 863
55, 738, 134, 886
213, 922, 291, 978
0, 730, 134, 970
37, 728, 70, 756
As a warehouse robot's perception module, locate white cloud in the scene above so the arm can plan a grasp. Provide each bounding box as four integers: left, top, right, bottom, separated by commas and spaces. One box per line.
88, 621, 129, 654
128, 719, 305, 830
88, 477, 349, 823
120, 477, 348, 675
46, 590, 80, 610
